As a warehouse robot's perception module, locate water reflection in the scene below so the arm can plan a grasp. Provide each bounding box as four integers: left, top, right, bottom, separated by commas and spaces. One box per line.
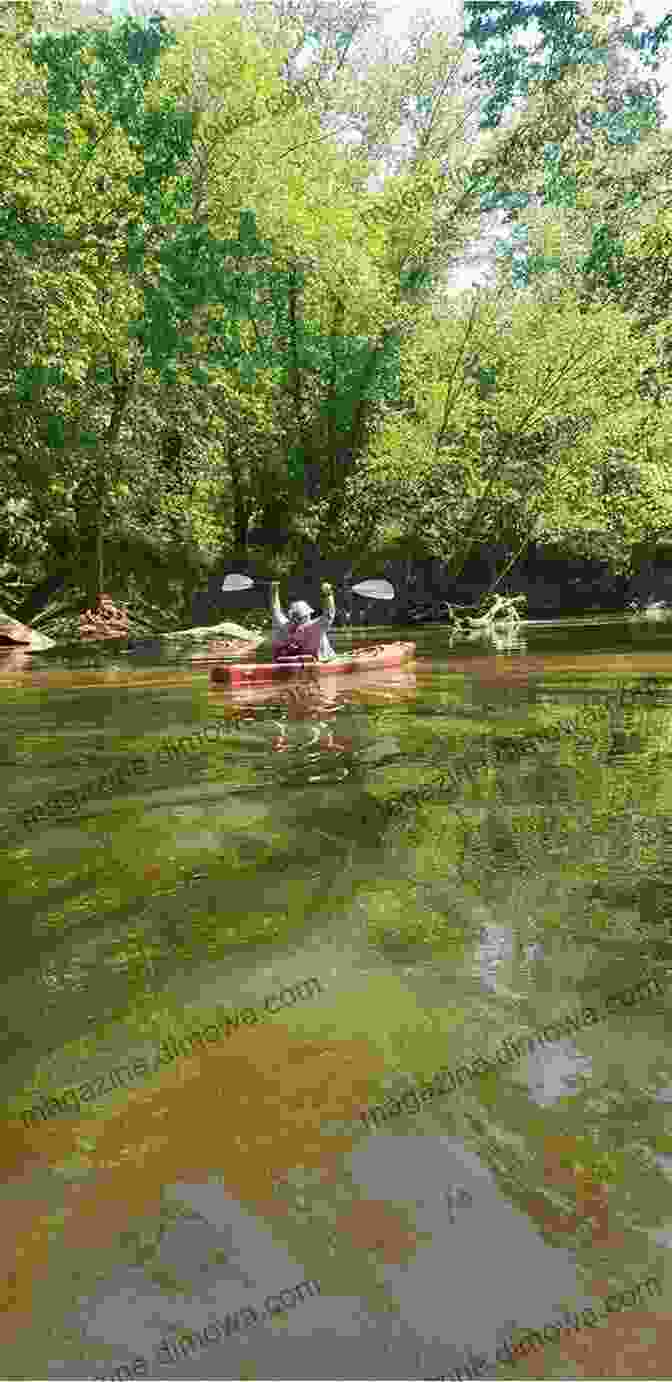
525, 1041, 594, 1108
448, 624, 528, 654
474, 924, 515, 993
0, 647, 32, 675
2, 623, 672, 1380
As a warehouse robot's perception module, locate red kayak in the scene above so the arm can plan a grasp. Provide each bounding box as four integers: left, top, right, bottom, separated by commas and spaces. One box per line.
210, 641, 416, 686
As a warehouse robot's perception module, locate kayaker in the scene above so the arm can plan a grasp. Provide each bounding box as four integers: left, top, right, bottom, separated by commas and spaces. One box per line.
270, 580, 336, 662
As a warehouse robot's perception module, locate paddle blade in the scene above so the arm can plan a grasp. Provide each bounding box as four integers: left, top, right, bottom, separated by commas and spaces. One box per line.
351, 579, 395, 600
222, 574, 255, 592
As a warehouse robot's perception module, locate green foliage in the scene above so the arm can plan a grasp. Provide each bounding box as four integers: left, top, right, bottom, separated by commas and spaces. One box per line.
462, 1, 668, 132
1, 0, 671, 623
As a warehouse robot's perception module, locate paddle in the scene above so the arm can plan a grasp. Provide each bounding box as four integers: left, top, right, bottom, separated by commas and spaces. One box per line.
221, 574, 394, 599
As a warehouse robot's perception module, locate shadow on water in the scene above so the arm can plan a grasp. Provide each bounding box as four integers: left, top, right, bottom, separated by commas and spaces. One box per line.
1, 617, 672, 1379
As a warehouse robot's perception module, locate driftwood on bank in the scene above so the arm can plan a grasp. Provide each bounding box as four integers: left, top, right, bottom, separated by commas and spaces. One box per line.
628, 599, 672, 622
407, 592, 527, 630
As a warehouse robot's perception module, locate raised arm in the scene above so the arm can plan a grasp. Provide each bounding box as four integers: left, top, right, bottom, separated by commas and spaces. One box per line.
318, 581, 336, 628
270, 579, 288, 633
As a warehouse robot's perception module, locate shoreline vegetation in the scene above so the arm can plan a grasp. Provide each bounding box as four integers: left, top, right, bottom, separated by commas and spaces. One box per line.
2, 5, 672, 654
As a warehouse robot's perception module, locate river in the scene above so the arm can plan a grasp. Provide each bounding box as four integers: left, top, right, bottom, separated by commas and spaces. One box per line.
1, 614, 671, 1381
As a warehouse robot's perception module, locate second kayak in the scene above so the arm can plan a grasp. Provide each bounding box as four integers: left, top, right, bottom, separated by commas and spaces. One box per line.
210, 641, 416, 686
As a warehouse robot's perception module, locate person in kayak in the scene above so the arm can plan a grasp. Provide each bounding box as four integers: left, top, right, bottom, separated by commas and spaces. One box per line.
270, 579, 336, 662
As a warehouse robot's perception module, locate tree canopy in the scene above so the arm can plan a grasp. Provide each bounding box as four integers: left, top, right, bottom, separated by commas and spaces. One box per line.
1, 0, 671, 628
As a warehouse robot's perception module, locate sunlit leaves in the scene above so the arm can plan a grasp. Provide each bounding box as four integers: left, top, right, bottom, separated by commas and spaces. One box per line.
462, 0, 669, 133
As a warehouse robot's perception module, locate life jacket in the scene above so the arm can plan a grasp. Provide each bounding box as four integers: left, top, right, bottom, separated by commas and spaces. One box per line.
274, 632, 317, 661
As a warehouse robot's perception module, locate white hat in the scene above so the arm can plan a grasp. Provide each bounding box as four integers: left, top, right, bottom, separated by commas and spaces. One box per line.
288, 600, 313, 622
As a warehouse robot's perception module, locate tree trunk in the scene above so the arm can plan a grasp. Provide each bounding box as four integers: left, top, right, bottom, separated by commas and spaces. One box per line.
226, 439, 250, 559
299, 537, 322, 599
96, 513, 104, 596
84, 472, 105, 609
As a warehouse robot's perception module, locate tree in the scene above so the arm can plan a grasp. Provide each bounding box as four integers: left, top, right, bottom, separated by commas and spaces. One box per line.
3, 0, 671, 626
218, 0, 672, 568
0, 2, 313, 611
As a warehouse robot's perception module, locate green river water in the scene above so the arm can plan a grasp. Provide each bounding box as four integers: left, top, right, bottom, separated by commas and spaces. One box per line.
1, 615, 671, 1382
